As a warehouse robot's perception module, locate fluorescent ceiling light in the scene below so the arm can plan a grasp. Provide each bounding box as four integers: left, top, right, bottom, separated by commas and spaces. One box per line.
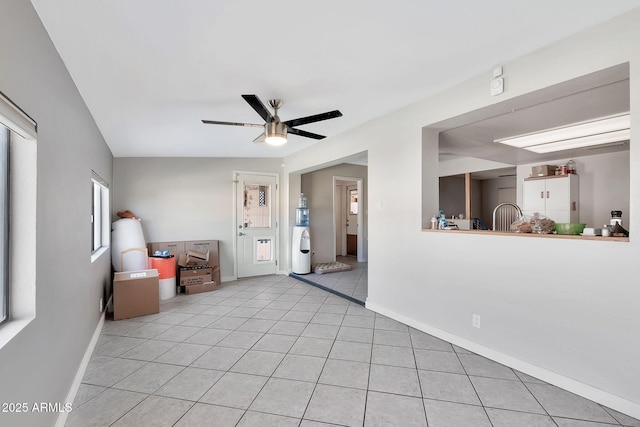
494, 113, 630, 153
525, 129, 630, 153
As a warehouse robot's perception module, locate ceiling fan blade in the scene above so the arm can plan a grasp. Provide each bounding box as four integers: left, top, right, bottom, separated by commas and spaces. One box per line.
253, 132, 266, 143
288, 127, 326, 140
284, 110, 342, 128
242, 94, 273, 123
202, 120, 263, 128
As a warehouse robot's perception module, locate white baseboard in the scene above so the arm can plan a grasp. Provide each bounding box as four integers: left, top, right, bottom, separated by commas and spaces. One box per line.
56, 307, 106, 427
365, 300, 640, 420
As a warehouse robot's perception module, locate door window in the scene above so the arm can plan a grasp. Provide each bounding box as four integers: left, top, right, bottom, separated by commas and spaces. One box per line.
243, 184, 271, 228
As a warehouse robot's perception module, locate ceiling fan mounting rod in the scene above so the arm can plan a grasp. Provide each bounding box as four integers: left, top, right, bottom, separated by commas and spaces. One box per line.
269, 99, 282, 119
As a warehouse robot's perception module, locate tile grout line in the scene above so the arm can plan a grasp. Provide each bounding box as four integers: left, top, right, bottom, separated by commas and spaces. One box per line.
194, 279, 330, 424
451, 342, 496, 427
516, 372, 562, 427
299, 298, 346, 426
195, 279, 311, 423
407, 324, 430, 427
227, 286, 314, 423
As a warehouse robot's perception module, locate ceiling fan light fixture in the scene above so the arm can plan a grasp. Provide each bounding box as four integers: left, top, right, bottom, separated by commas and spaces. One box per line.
202, 95, 341, 144
265, 121, 287, 146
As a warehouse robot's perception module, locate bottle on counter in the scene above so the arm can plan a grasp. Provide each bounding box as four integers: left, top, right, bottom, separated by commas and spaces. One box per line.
430, 216, 437, 230
566, 159, 576, 174
439, 216, 447, 230
610, 210, 622, 227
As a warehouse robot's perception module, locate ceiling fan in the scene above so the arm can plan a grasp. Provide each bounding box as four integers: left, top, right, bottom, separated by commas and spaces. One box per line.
202, 94, 342, 146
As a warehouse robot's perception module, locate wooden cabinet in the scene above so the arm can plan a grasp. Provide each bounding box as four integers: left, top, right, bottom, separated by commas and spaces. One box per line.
346, 234, 357, 256
522, 174, 579, 223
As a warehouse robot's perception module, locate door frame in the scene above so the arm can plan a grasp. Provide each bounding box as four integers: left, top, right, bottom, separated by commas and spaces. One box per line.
332, 176, 364, 262
232, 171, 280, 279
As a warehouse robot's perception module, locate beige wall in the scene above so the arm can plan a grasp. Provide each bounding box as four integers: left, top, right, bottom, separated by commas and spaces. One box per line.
113, 157, 283, 281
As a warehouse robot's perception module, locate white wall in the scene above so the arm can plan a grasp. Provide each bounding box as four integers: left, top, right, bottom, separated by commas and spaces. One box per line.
301, 164, 368, 263
0, 1, 114, 426
285, 9, 640, 418
113, 157, 283, 281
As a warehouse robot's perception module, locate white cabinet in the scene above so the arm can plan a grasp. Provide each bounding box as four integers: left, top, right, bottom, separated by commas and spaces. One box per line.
522, 174, 579, 223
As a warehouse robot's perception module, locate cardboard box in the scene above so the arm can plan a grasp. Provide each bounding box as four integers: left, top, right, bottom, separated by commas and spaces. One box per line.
531, 165, 556, 177
185, 280, 217, 294
185, 240, 218, 255
178, 250, 209, 267
178, 266, 213, 286
148, 240, 220, 288
113, 269, 159, 320
148, 241, 186, 258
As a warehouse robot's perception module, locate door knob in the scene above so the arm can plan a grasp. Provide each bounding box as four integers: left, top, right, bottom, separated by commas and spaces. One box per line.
239, 232, 245, 236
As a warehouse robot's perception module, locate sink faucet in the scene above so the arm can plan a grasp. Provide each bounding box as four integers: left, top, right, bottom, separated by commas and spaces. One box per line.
492, 202, 523, 231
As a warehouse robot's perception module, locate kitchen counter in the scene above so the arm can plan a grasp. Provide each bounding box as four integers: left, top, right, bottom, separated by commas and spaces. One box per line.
422, 228, 629, 242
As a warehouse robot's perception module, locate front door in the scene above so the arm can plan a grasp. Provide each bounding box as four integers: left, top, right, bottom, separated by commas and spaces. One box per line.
236, 173, 278, 278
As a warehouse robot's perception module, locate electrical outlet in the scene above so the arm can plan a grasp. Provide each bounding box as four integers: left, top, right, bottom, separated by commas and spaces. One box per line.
99, 297, 104, 313
472, 314, 481, 328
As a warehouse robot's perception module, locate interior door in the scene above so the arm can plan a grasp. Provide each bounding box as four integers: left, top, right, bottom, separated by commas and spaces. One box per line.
236, 173, 278, 278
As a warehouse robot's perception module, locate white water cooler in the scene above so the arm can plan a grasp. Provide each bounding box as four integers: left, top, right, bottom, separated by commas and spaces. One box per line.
292, 193, 311, 274
292, 226, 311, 274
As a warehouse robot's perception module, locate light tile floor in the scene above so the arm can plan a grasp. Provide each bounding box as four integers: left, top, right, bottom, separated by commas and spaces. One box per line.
67, 275, 639, 427
301, 256, 367, 303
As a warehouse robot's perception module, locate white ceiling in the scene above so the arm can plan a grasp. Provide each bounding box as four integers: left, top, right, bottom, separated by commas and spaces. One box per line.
30, 0, 640, 158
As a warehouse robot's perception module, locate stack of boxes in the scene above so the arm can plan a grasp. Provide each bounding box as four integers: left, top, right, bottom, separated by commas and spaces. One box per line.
111, 218, 160, 321
147, 240, 220, 295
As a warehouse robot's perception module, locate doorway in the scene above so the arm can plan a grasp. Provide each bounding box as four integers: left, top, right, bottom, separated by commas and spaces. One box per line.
234, 172, 279, 278
334, 176, 364, 262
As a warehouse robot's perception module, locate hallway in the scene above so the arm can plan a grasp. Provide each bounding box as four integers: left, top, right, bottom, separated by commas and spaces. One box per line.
295, 256, 368, 304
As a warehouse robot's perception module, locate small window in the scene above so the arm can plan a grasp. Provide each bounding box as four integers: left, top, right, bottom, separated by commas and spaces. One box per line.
0, 90, 37, 340
91, 172, 110, 259
243, 183, 271, 228
350, 189, 359, 215
0, 127, 9, 325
